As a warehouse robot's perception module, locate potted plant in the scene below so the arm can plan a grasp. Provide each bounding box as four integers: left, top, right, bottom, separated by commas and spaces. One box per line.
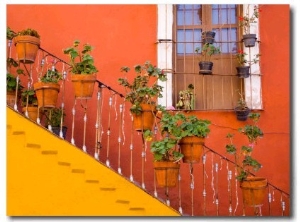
34, 68, 62, 108
145, 108, 183, 187
239, 5, 261, 47
44, 107, 67, 139
234, 91, 251, 121
176, 114, 211, 163
195, 43, 221, 75
225, 112, 267, 207
14, 28, 41, 63
176, 84, 195, 110
202, 30, 216, 44
21, 88, 41, 122
236, 50, 260, 78
63, 40, 98, 99
7, 28, 24, 108
6, 72, 23, 107
118, 61, 167, 131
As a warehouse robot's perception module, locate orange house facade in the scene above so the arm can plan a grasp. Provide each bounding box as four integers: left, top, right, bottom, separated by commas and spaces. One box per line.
6, 4, 290, 216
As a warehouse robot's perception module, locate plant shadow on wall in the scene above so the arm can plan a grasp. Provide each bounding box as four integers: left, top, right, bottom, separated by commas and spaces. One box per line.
225, 112, 267, 211
118, 61, 167, 132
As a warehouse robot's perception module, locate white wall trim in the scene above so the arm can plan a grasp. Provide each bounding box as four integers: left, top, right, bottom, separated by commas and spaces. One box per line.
157, 4, 173, 108
243, 4, 263, 109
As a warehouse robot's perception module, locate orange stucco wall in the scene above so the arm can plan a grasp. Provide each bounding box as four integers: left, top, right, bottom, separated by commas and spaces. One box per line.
7, 4, 290, 215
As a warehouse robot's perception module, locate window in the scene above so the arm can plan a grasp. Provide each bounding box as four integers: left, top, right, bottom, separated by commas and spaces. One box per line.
157, 4, 262, 111
174, 4, 242, 110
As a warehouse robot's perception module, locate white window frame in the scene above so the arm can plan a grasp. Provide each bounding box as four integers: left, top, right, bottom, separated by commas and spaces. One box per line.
157, 4, 263, 110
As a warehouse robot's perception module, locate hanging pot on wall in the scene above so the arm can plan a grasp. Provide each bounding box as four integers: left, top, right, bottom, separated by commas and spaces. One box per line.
132, 103, 156, 132
34, 82, 60, 108
71, 74, 97, 99
234, 107, 250, 121
242, 34, 257, 47
240, 177, 268, 207
153, 161, 180, 188
202, 31, 216, 44
14, 35, 40, 64
199, 61, 213, 75
236, 66, 250, 78
179, 136, 204, 163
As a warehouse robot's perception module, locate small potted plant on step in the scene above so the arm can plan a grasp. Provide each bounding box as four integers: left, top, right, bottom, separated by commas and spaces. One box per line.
44, 107, 67, 139
14, 28, 41, 63
21, 88, 41, 122
225, 112, 267, 208
239, 5, 261, 47
63, 40, 98, 99
176, 84, 195, 110
195, 43, 221, 75
118, 61, 167, 131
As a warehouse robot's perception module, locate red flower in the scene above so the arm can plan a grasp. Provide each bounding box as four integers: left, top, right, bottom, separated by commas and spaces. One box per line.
238, 16, 244, 21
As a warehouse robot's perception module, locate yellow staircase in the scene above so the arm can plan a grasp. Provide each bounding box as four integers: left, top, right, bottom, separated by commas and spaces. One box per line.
6, 107, 180, 216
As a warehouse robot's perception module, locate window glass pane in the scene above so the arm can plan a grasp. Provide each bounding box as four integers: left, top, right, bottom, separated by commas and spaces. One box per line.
177, 4, 201, 25
213, 28, 237, 53
177, 29, 201, 54
212, 4, 237, 24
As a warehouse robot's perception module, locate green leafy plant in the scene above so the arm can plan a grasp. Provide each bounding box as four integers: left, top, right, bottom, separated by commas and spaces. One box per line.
6, 73, 23, 92
225, 112, 264, 181
195, 43, 221, 62
236, 50, 260, 66
40, 68, 62, 83
7, 26, 17, 40
238, 5, 261, 35
63, 40, 98, 74
16, 28, 40, 38
44, 107, 66, 127
118, 61, 167, 115
146, 107, 211, 161
21, 89, 38, 107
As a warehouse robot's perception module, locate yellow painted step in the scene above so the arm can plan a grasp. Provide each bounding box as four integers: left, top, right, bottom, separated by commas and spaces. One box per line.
6, 107, 180, 216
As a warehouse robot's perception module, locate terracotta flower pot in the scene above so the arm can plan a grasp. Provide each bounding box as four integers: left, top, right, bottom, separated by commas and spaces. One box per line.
240, 177, 268, 207
153, 161, 180, 188
71, 74, 97, 99
179, 136, 204, 163
14, 35, 40, 64
132, 103, 156, 132
7, 91, 18, 107
34, 82, 60, 108
22, 106, 42, 122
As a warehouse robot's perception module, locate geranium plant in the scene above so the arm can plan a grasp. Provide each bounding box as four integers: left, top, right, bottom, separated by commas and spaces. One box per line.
63, 40, 98, 75
225, 112, 264, 181
195, 43, 221, 62
238, 5, 261, 35
21, 89, 38, 107
118, 61, 167, 115
236, 50, 261, 66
